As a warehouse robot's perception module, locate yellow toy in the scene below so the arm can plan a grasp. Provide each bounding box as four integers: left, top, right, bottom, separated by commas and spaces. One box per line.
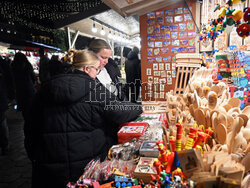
232, 10, 243, 21
219, 7, 227, 18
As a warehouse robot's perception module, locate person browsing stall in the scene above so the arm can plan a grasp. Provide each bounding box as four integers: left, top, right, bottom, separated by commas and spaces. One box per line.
89, 39, 125, 100
24, 49, 142, 188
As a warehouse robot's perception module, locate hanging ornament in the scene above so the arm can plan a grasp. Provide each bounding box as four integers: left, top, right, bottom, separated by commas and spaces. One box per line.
226, 0, 233, 6
236, 23, 250, 38
214, 4, 221, 12
232, 10, 243, 22
219, 7, 227, 18
232, 0, 241, 4
224, 8, 235, 26
243, 8, 250, 23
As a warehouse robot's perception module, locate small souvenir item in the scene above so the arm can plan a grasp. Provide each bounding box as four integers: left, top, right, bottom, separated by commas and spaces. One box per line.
154, 84, 159, 92
147, 26, 154, 34
159, 63, 164, 70
156, 11, 164, 17
165, 16, 173, 23
188, 32, 196, 38
163, 40, 171, 46
140, 141, 159, 158
165, 32, 171, 39
118, 125, 147, 143
167, 77, 172, 85
184, 14, 192, 21
167, 71, 172, 77
163, 56, 171, 62
175, 7, 183, 14
147, 91, 152, 98
154, 71, 160, 76
174, 15, 183, 23
189, 39, 195, 46
161, 70, 167, 77
148, 42, 154, 48
148, 76, 153, 83
172, 70, 176, 77
147, 35, 155, 41
187, 22, 194, 30
146, 68, 152, 75
147, 48, 153, 56
160, 84, 165, 91
170, 24, 178, 31
187, 47, 196, 53
157, 17, 164, 25
154, 48, 160, 55
161, 25, 170, 33
165, 9, 173, 16
147, 19, 155, 26
160, 92, 165, 99
154, 25, 160, 34
172, 63, 176, 69
155, 41, 163, 47
147, 57, 155, 63
184, 6, 192, 13
156, 34, 164, 40
147, 12, 155, 19
179, 47, 187, 53
179, 23, 186, 31
159, 78, 166, 84
180, 40, 188, 45
156, 57, 163, 62
172, 40, 180, 46
148, 83, 153, 91
165, 63, 171, 70
171, 48, 179, 54
179, 32, 187, 39
153, 63, 158, 70
161, 48, 169, 54
154, 92, 158, 99
171, 32, 178, 39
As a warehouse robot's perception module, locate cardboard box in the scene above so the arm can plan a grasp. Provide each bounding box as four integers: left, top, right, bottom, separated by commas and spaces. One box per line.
219, 177, 241, 188
139, 141, 159, 158
191, 175, 220, 188
218, 167, 244, 182
177, 149, 204, 178
134, 157, 157, 183
117, 125, 148, 143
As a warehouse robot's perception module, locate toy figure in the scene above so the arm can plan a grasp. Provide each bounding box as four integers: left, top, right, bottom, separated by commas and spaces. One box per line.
175, 121, 183, 151
185, 127, 197, 150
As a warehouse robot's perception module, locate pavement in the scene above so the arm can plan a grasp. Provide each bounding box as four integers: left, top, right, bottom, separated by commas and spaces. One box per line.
0, 108, 32, 188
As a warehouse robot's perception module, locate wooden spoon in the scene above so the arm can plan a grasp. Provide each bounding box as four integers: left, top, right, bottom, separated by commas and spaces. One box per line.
194, 108, 206, 126
228, 98, 241, 108
214, 123, 227, 144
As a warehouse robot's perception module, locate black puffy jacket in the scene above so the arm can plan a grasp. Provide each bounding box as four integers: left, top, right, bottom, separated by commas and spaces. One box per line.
25, 70, 142, 188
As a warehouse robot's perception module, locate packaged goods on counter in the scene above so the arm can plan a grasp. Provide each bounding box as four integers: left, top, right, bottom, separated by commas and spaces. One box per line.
139, 141, 159, 158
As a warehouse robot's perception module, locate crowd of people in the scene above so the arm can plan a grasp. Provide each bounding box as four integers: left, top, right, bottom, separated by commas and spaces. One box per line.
0, 39, 142, 187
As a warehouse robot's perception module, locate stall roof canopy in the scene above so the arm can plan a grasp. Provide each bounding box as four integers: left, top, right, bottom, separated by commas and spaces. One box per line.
102, 0, 183, 17
0, 0, 110, 29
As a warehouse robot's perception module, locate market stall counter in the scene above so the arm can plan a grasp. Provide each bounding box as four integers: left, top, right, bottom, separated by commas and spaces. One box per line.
67, 68, 250, 188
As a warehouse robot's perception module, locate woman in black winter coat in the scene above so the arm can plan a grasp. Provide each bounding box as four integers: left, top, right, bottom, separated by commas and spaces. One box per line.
24, 49, 142, 188
11, 52, 36, 121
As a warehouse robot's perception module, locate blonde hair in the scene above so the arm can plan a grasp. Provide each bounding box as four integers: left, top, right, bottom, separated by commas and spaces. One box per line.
64, 49, 99, 68
89, 39, 111, 54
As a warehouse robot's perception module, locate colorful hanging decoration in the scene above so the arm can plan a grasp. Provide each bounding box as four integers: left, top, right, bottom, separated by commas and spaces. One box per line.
198, 0, 249, 43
